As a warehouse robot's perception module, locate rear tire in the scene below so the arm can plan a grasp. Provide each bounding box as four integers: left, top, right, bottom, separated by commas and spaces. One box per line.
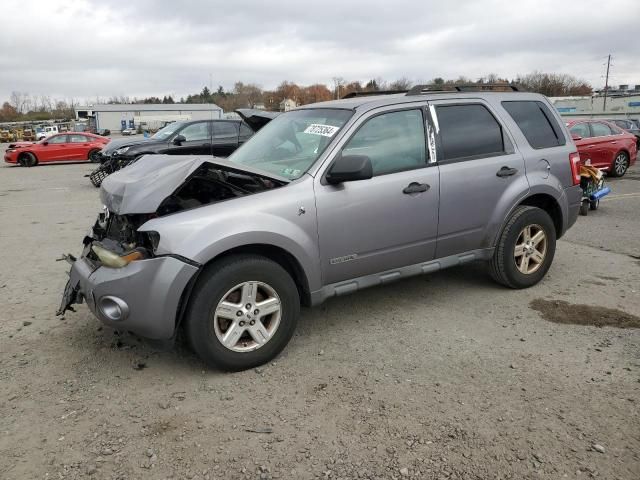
185, 254, 300, 371
589, 199, 599, 211
18, 152, 37, 167
609, 152, 629, 177
490, 206, 556, 289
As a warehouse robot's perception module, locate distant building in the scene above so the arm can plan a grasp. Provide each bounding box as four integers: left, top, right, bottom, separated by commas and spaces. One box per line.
279, 98, 297, 112
252, 102, 266, 110
74, 103, 223, 132
550, 84, 640, 120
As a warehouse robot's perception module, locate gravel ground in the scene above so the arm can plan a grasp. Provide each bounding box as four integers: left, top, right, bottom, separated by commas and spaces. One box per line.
1, 151, 639, 480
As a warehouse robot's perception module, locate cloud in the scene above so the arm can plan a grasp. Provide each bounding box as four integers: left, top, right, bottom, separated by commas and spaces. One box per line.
1, 0, 638, 103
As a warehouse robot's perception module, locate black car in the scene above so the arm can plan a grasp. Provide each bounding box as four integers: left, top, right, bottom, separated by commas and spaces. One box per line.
88, 109, 278, 187
606, 118, 640, 148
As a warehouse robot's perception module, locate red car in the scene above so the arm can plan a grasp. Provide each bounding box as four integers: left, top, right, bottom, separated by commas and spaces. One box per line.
4, 133, 109, 167
566, 119, 637, 177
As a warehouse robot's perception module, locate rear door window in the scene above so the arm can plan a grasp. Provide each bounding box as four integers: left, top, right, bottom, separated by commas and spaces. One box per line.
591, 122, 612, 137
214, 122, 239, 139
435, 104, 505, 161
569, 123, 591, 138
502, 101, 565, 149
69, 134, 89, 143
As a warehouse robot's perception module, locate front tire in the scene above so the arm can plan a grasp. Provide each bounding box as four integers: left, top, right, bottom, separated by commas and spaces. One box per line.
185, 254, 300, 371
490, 206, 556, 289
88, 149, 101, 163
609, 152, 629, 177
18, 152, 37, 167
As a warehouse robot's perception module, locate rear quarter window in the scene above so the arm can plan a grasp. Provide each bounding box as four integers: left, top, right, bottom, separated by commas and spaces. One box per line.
502, 101, 565, 149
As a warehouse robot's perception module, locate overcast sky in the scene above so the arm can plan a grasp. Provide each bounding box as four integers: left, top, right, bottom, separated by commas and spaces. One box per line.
2, 0, 639, 103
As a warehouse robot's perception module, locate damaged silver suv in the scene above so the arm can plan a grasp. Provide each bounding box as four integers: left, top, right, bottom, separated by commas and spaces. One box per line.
58, 85, 583, 371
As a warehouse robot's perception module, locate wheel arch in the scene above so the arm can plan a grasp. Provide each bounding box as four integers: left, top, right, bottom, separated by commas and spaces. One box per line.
517, 193, 563, 239
18, 150, 38, 165
202, 244, 311, 306
173, 242, 312, 338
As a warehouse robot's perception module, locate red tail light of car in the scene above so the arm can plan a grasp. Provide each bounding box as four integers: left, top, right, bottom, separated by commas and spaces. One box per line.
569, 152, 581, 185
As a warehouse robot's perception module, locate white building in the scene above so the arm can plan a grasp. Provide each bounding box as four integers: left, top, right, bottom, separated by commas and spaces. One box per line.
550, 86, 640, 120
75, 103, 223, 132
279, 98, 297, 112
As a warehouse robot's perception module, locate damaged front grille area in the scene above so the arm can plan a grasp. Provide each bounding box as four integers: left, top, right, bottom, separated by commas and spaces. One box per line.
84, 210, 157, 266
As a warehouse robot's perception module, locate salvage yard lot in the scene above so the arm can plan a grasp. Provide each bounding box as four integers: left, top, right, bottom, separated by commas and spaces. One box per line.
1, 148, 639, 479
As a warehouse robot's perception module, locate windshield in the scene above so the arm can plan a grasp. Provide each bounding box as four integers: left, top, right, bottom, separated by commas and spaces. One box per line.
229, 108, 353, 180
151, 121, 185, 140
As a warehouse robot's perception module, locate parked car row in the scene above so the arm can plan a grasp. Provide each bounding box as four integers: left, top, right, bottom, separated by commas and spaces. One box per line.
58, 87, 587, 371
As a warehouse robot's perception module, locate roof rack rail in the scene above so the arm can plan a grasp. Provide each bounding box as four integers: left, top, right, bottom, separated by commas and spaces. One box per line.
406, 83, 523, 96
342, 90, 408, 99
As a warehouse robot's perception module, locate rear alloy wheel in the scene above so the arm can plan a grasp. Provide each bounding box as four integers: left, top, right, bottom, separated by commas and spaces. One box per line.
490, 205, 556, 288
19, 152, 37, 167
610, 152, 629, 177
88, 149, 101, 163
513, 224, 547, 275
185, 254, 300, 371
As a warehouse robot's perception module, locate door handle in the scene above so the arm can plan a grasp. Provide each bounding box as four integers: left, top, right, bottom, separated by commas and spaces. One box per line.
496, 166, 518, 177
403, 182, 430, 194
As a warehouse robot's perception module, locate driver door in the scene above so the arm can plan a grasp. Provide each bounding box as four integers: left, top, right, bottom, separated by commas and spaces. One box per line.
314, 107, 440, 285
41, 134, 70, 161
165, 121, 212, 156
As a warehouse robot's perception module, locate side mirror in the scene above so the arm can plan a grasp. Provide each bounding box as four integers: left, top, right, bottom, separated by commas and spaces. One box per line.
326, 154, 373, 184
42, 141, 49, 146
173, 134, 186, 145
571, 134, 582, 141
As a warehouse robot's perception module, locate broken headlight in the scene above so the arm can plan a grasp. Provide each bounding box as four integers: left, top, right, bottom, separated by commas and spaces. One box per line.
91, 245, 148, 268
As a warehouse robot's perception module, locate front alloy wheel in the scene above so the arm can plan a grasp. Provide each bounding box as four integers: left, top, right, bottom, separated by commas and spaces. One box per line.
185, 254, 300, 371
213, 281, 282, 352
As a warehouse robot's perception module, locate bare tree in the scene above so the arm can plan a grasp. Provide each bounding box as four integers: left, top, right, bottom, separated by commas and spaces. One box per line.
10, 91, 30, 113
389, 77, 413, 91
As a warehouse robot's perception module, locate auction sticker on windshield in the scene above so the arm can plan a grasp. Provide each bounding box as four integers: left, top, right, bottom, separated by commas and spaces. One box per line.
304, 124, 339, 137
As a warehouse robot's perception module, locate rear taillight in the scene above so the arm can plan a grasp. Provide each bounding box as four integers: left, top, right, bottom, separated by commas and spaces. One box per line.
569, 152, 581, 185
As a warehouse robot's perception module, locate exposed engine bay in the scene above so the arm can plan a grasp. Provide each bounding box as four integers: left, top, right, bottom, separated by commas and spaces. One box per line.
156, 163, 284, 216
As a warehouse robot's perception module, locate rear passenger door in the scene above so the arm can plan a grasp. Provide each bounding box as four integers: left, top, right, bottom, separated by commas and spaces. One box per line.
68, 134, 91, 160
212, 122, 239, 157
430, 100, 527, 258
588, 122, 617, 169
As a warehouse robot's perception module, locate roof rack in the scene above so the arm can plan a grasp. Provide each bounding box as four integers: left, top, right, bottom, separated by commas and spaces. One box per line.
406, 83, 522, 96
341, 90, 408, 99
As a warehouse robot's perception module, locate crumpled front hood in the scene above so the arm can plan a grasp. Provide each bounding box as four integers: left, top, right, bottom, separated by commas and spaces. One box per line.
100, 154, 288, 215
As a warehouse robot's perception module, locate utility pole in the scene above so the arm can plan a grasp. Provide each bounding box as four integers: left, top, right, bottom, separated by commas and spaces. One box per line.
603, 54, 611, 112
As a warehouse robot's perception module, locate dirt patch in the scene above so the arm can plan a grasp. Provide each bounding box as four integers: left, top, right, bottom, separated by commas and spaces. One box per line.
530, 299, 640, 329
